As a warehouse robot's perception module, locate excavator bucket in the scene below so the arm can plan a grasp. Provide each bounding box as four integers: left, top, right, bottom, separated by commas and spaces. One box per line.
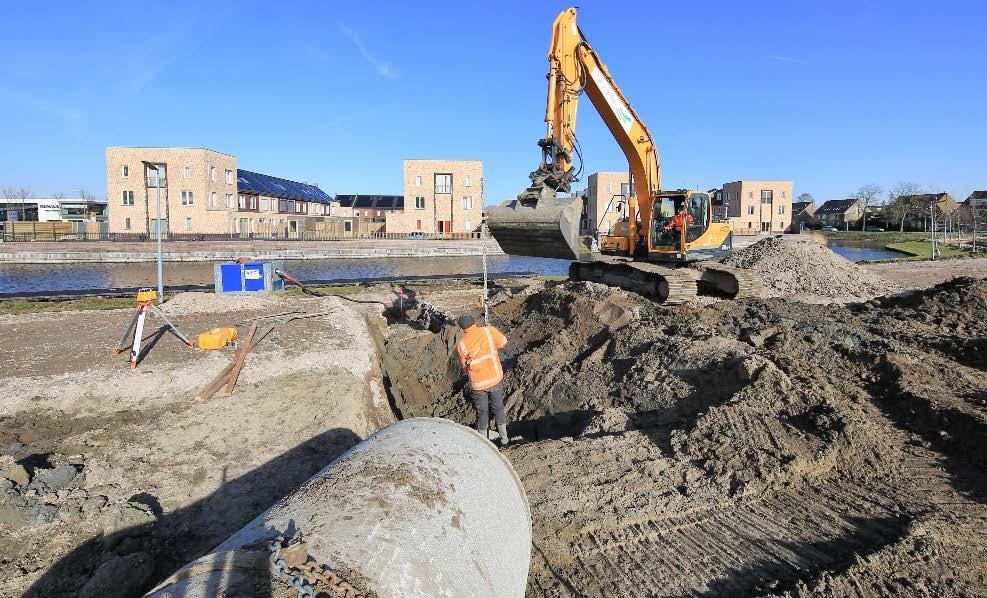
486, 184, 590, 261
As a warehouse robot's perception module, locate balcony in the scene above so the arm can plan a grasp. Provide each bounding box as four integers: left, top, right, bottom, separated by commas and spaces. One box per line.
145, 176, 167, 188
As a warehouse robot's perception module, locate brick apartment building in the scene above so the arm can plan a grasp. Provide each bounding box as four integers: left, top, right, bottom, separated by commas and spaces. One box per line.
581, 171, 629, 236
383, 160, 484, 234
720, 180, 793, 234
106, 147, 332, 238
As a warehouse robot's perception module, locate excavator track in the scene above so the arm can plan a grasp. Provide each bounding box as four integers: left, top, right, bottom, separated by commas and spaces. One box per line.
690, 261, 763, 300
570, 259, 699, 304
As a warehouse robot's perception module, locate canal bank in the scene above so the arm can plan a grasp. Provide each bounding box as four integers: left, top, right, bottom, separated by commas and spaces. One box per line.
0, 239, 504, 264
0, 255, 571, 295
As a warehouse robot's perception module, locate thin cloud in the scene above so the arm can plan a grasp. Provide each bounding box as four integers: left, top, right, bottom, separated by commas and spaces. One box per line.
0, 91, 85, 128
338, 22, 398, 79
769, 55, 805, 65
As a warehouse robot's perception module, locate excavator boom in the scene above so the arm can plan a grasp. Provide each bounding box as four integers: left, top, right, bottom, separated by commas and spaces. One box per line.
488, 8, 758, 303
487, 7, 660, 262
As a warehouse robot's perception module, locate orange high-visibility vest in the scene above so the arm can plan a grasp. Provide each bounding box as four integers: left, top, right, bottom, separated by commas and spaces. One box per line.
456, 324, 508, 391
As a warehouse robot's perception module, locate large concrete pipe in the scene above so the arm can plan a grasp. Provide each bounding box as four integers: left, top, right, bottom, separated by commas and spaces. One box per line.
147, 417, 531, 597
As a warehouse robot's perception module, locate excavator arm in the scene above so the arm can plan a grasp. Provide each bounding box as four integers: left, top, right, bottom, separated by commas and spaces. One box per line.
488, 7, 661, 260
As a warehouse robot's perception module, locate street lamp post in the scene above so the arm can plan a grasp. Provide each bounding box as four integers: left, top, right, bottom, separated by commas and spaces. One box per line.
142, 161, 164, 303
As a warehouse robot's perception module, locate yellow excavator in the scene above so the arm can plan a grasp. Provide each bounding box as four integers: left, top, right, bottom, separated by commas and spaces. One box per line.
487, 7, 760, 303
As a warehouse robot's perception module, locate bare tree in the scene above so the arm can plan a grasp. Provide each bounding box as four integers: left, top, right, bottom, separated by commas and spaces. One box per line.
957, 201, 986, 252
53, 192, 66, 200
2, 186, 34, 221
885, 182, 924, 232
856, 184, 882, 230
796, 192, 814, 204
77, 188, 96, 201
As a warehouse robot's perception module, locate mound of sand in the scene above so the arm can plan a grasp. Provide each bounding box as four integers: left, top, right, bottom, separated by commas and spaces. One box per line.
723, 237, 901, 300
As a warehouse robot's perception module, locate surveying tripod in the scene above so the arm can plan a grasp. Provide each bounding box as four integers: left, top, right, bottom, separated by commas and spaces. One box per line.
113, 289, 194, 368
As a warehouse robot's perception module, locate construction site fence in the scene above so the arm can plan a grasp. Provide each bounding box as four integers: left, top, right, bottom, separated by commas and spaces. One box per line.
1, 227, 484, 243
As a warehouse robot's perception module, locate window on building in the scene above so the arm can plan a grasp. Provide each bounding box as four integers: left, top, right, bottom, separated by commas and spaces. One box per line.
376, 210, 382, 217
144, 163, 166, 186
435, 174, 452, 193
416, 219, 422, 230
124, 217, 131, 230
761, 190, 773, 203
607, 184, 613, 194
462, 196, 473, 210
181, 191, 193, 206
415, 196, 426, 209
415, 175, 422, 187
279, 199, 287, 212
122, 165, 129, 178
183, 166, 191, 179
238, 195, 246, 209
778, 205, 785, 215
225, 169, 233, 184
344, 220, 352, 232
465, 175, 472, 187
185, 217, 192, 231
781, 191, 786, 199
225, 194, 233, 208
465, 219, 472, 231
747, 205, 755, 215
287, 200, 296, 213
250, 196, 257, 210
210, 192, 217, 208
121, 190, 134, 205
210, 166, 216, 182
748, 191, 753, 199
779, 221, 784, 229
260, 198, 268, 211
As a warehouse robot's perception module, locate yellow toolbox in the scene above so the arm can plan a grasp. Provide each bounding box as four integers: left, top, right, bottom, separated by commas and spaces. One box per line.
198, 327, 237, 350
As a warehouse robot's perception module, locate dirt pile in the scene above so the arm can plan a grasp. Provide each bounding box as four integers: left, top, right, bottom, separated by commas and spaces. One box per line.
377, 277, 987, 595
723, 237, 902, 300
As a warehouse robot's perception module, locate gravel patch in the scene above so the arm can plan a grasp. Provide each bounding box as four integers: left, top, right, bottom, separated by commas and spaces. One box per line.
160, 291, 284, 315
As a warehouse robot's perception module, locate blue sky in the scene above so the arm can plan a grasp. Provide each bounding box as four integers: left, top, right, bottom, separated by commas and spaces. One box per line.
2, 0, 985, 205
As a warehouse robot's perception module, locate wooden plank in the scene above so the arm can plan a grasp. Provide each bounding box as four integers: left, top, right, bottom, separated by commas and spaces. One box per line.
225, 320, 258, 396
197, 325, 274, 401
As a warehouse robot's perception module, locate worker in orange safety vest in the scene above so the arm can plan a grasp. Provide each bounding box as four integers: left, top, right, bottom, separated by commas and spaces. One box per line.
456, 314, 510, 445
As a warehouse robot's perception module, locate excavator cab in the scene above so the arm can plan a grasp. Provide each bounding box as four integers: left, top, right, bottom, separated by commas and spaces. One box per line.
649, 191, 710, 255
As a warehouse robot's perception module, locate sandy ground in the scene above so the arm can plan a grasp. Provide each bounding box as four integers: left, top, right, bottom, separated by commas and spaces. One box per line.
0, 292, 394, 597
863, 256, 987, 288
2, 252, 986, 597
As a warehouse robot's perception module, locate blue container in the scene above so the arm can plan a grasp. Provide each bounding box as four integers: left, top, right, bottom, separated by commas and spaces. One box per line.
214, 261, 285, 293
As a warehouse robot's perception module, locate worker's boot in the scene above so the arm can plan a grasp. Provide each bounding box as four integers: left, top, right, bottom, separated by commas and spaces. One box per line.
497, 423, 510, 447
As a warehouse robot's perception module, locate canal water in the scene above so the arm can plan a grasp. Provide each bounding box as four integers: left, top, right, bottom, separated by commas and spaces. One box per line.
0, 241, 905, 295
825, 239, 906, 262
0, 255, 572, 294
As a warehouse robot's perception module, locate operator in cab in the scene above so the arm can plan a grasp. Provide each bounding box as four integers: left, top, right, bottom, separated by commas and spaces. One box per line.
456, 314, 510, 446
664, 205, 695, 233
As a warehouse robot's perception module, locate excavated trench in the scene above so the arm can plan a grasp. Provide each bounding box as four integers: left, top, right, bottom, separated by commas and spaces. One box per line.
377, 276, 987, 596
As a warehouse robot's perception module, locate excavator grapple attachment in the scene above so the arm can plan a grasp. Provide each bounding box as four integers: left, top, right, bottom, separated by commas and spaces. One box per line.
486, 184, 591, 261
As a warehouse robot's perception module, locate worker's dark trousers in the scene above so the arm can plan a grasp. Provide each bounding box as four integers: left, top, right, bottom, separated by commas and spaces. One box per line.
469, 383, 506, 432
